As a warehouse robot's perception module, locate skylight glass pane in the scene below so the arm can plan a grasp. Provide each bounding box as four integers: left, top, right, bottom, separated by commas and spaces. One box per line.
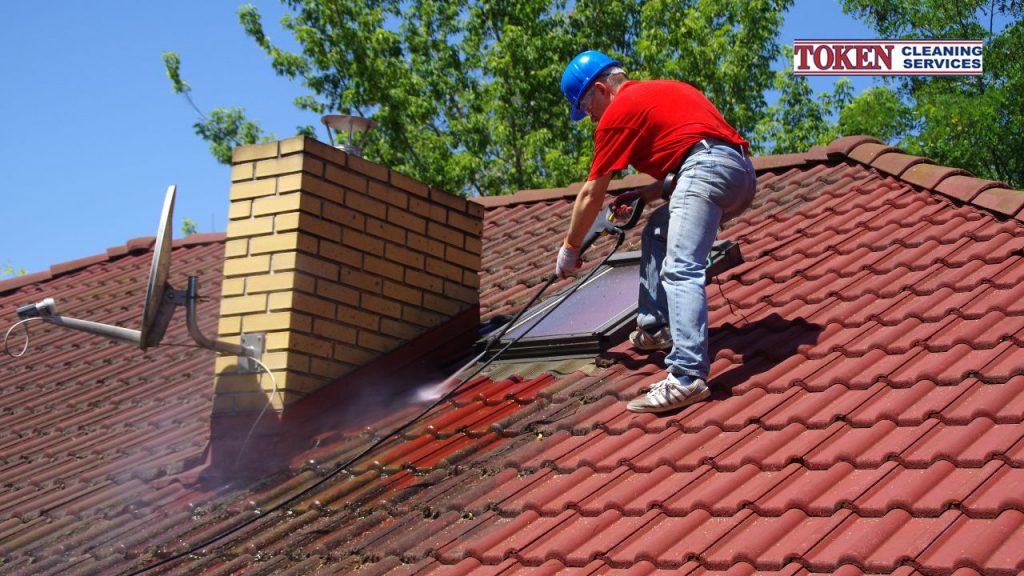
503, 264, 640, 340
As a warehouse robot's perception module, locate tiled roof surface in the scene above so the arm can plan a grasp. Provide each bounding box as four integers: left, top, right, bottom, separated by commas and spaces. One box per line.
3, 136, 1024, 575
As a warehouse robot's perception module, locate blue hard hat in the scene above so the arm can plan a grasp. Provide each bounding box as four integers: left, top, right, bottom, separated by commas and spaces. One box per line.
561, 50, 620, 122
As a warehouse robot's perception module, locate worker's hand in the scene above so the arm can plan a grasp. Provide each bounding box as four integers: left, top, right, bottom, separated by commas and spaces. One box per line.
611, 190, 642, 219
555, 243, 582, 279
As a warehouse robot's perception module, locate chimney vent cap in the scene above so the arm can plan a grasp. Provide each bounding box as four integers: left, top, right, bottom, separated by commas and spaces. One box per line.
321, 114, 377, 157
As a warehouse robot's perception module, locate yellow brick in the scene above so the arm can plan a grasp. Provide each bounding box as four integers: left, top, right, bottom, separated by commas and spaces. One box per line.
310, 357, 345, 379
272, 251, 296, 272
211, 394, 236, 414
264, 331, 291, 351
406, 232, 445, 258
448, 210, 483, 236
423, 293, 463, 316
261, 351, 310, 372
446, 245, 480, 271
368, 180, 409, 209
233, 141, 280, 163
387, 206, 426, 235
277, 172, 305, 194
298, 212, 342, 241
444, 281, 479, 305
224, 238, 249, 258
466, 199, 486, 219
425, 257, 463, 282
317, 279, 360, 306
363, 256, 404, 282
249, 232, 299, 255
267, 291, 294, 312
272, 252, 339, 281
380, 318, 425, 341
230, 178, 276, 201
404, 269, 444, 294
463, 270, 481, 289
427, 221, 464, 248
255, 154, 323, 178
228, 200, 252, 220
325, 164, 368, 193
289, 331, 336, 358
361, 293, 402, 320
279, 135, 309, 155
247, 272, 314, 294
295, 253, 340, 280
385, 243, 424, 269
274, 211, 301, 232
319, 241, 363, 268
313, 318, 358, 344
220, 294, 269, 316
292, 292, 338, 319
242, 311, 312, 333
365, 218, 406, 244
305, 139, 347, 166
218, 315, 242, 336
429, 186, 468, 211
358, 330, 401, 353
343, 228, 384, 256
346, 190, 388, 219
403, 305, 447, 328
226, 216, 275, 238
383, 280, 423, 306
233, 391, 287, 412
408, 196, 442, 223
232, 162, 254, 182
347, 155, 389, 181
390, 171, 429, 197
333, 343, 378, 366
340, 268, 383, 293
223, 255, 271, 277
339, 306, 380, 331
252, 193, 315, 217
303, 175, 344, 202
323, 202, 365, 230
276, 372, 329, 395
213, 372, 266, 394
221, 277, 246, 297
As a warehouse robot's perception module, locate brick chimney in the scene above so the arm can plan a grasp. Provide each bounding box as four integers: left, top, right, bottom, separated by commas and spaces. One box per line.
213, 136, 482, 413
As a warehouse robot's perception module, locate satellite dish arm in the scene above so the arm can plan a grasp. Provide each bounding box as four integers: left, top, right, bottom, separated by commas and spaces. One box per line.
16, 298, 142, 347
185, 276, 250, 357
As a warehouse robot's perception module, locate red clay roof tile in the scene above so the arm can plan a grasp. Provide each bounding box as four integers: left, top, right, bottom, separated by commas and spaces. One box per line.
6, 136, 1024, 575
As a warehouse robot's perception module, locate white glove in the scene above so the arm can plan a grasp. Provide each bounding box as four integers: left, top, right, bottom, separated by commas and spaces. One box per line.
555, 243, 582, 279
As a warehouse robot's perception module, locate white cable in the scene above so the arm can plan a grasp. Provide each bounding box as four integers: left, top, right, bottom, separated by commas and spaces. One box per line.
233, 354, 281, 465
3, 318, 42, 358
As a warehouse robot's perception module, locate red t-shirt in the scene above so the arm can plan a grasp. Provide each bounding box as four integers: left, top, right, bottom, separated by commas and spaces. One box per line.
588, 80, 749, 181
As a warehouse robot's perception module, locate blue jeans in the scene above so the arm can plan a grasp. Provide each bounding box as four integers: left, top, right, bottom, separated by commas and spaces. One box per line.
637, 141, 756, 379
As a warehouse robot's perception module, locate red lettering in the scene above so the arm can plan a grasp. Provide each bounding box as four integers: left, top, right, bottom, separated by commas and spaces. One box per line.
874, 44, 893, 70
793, 45, 814, 70
835, 45, 855, 70
813, 45, 833, 70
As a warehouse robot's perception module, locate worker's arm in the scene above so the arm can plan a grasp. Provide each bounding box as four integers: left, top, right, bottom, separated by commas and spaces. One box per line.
564, 173, 614, 248
555, 173, 613, 278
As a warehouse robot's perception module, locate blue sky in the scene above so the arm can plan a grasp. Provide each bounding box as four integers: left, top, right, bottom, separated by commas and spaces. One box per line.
2, 0, 875, 276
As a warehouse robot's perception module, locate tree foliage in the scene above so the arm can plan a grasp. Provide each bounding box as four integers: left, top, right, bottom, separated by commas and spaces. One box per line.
170, 0, 791, 196
753, 47, 854, 154
837, 0, 1024, 187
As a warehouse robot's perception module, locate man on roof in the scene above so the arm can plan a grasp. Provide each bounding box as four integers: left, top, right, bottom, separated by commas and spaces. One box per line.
554, 50, 756, 414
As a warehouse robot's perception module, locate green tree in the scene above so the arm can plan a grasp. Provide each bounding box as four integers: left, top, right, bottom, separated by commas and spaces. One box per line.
168, 0, 791, 196
2, 263, 26, 279
181, 218, 199, 236
752, 47, 854, 154
837, 0, 1023, 187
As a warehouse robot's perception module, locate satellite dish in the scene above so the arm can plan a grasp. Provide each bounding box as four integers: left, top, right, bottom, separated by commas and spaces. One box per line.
12, 185, 261, 368
140, 185, 176, 349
